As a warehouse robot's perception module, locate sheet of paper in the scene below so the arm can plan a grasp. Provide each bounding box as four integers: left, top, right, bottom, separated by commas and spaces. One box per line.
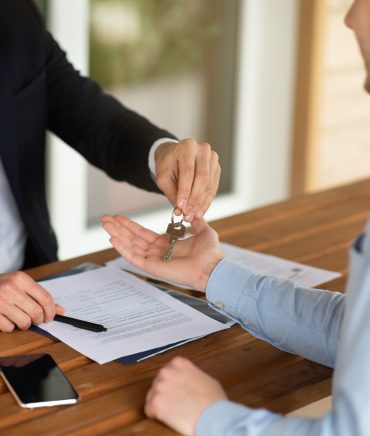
38, 267, 228, 364
107, 241, 341, 289
220, 243, 341, 287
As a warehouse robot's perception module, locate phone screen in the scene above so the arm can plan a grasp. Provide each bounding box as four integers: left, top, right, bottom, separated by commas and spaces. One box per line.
0, 353, 79, 408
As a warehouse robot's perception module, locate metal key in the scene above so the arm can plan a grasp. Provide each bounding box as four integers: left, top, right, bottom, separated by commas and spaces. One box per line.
164, 211, 186, 263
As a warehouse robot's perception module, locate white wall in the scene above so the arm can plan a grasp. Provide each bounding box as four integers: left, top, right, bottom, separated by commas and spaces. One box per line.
46, 0, 300, 260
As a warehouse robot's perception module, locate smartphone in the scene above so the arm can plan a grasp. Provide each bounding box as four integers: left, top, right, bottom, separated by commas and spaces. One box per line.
0, 353, 79, 408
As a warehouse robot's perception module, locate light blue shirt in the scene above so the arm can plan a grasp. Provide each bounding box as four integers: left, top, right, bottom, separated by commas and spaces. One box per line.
198, 217, 370, 435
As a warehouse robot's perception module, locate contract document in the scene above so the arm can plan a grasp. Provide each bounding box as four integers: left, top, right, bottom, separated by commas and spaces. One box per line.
38, 267, 228, 364
107, 242, 341, 289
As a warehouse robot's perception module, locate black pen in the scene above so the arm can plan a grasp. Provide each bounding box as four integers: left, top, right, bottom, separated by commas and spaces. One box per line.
54, 315, 107, 333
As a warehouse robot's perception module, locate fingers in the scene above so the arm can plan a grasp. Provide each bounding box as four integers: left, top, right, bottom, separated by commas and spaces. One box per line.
154, 139, 220, 222
195, 151, 221, 219
103, 215, 169, 265
158, 180, 178, 210
102, 215, 159, 245
144, 356, 212, 436
115, 215, 159, 243
144, 385, 156, 418
109, 235, 169, 279
109, 236, 149, 271
173, 140, 220, 221
182, 142, 211, 221
144, 359, 182, 419
21, 278, 56, 323
0, 271, 61, 332
0, 314, 16, 333
103, 220, 149, 252
185, 147, 220, 221
11, 290, 44, 325
0, 303, 32, 330
176, 140, 197, 213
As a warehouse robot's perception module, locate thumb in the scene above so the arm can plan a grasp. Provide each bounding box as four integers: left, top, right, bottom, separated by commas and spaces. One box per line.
55, 304, 65, 315
156, 174, 177, 207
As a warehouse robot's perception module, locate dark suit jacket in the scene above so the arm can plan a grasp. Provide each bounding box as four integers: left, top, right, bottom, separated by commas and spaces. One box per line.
0, 0, 176, 269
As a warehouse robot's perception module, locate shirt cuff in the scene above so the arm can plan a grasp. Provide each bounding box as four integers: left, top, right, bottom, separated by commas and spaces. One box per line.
353, 233, 365, 254
196, 400, 254, 436
206, 258, 257, 320
148, 137, 179, 180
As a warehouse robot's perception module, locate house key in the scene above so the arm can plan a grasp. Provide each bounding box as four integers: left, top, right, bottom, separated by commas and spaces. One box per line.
164, 210, 186, 263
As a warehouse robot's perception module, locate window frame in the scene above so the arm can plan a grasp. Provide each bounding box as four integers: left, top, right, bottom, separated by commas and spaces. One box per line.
46, 0, 299, 259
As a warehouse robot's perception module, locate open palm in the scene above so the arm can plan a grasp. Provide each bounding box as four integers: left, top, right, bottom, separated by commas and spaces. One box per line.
102, 215, 223, 291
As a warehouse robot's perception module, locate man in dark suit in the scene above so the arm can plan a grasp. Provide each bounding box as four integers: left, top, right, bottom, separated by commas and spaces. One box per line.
0, 0, 220, 332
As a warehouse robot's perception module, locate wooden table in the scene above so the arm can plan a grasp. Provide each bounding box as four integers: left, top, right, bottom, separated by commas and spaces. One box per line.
1, 179, 370, 435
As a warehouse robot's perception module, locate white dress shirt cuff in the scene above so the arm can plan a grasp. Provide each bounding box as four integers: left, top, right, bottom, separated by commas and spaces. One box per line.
148, 138, 179, 180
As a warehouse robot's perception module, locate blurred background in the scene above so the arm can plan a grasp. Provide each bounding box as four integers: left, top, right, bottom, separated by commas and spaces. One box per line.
34, 0, 370, 260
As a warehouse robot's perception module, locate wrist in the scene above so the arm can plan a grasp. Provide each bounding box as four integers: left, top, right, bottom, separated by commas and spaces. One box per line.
197, 255, 224, 292
154, 141, 177, 162
149, 138, 178, 177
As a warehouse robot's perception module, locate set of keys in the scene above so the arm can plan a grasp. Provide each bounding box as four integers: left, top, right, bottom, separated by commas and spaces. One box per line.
164, 208, 186, 263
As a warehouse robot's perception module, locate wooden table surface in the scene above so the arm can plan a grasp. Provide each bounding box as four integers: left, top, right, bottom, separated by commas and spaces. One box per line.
2, 179, 370, 435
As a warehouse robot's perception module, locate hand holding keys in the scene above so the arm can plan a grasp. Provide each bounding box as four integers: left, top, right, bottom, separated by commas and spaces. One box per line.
164, 209, 186, 263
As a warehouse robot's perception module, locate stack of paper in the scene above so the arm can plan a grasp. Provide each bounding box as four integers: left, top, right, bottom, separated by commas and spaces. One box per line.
38, 267, 230, 365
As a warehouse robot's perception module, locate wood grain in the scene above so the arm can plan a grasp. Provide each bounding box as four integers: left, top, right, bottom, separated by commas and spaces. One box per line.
2, 179, 369, 434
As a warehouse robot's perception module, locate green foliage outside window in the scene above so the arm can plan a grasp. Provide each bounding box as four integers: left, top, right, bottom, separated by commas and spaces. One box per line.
89, 0, 220, 88
33, 0, 46, 15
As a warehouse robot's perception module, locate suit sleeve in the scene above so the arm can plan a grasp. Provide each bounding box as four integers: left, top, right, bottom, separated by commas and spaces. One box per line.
44, 31, 177, 191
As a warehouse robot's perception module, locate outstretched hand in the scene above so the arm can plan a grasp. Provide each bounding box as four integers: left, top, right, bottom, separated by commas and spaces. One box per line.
102, 215, 223, 292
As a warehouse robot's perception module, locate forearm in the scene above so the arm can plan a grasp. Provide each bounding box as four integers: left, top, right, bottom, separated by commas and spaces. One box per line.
206, 259, 344, 367
44, 32, 176, 191
197, 400, 324, 436
199, 258, 370, 436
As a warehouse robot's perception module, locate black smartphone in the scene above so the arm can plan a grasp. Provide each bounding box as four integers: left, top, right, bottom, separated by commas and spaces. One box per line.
0, 353, 79, 408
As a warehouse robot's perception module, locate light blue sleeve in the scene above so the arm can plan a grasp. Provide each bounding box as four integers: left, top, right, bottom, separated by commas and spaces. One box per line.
196, 258, 370, 435
206, 259, 344, 368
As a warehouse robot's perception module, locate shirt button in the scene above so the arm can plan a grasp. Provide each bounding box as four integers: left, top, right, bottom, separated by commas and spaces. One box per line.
215, 300, 225, 309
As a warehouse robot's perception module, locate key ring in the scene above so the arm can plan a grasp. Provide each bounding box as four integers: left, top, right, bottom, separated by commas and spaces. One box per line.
171, 208, 184, 226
